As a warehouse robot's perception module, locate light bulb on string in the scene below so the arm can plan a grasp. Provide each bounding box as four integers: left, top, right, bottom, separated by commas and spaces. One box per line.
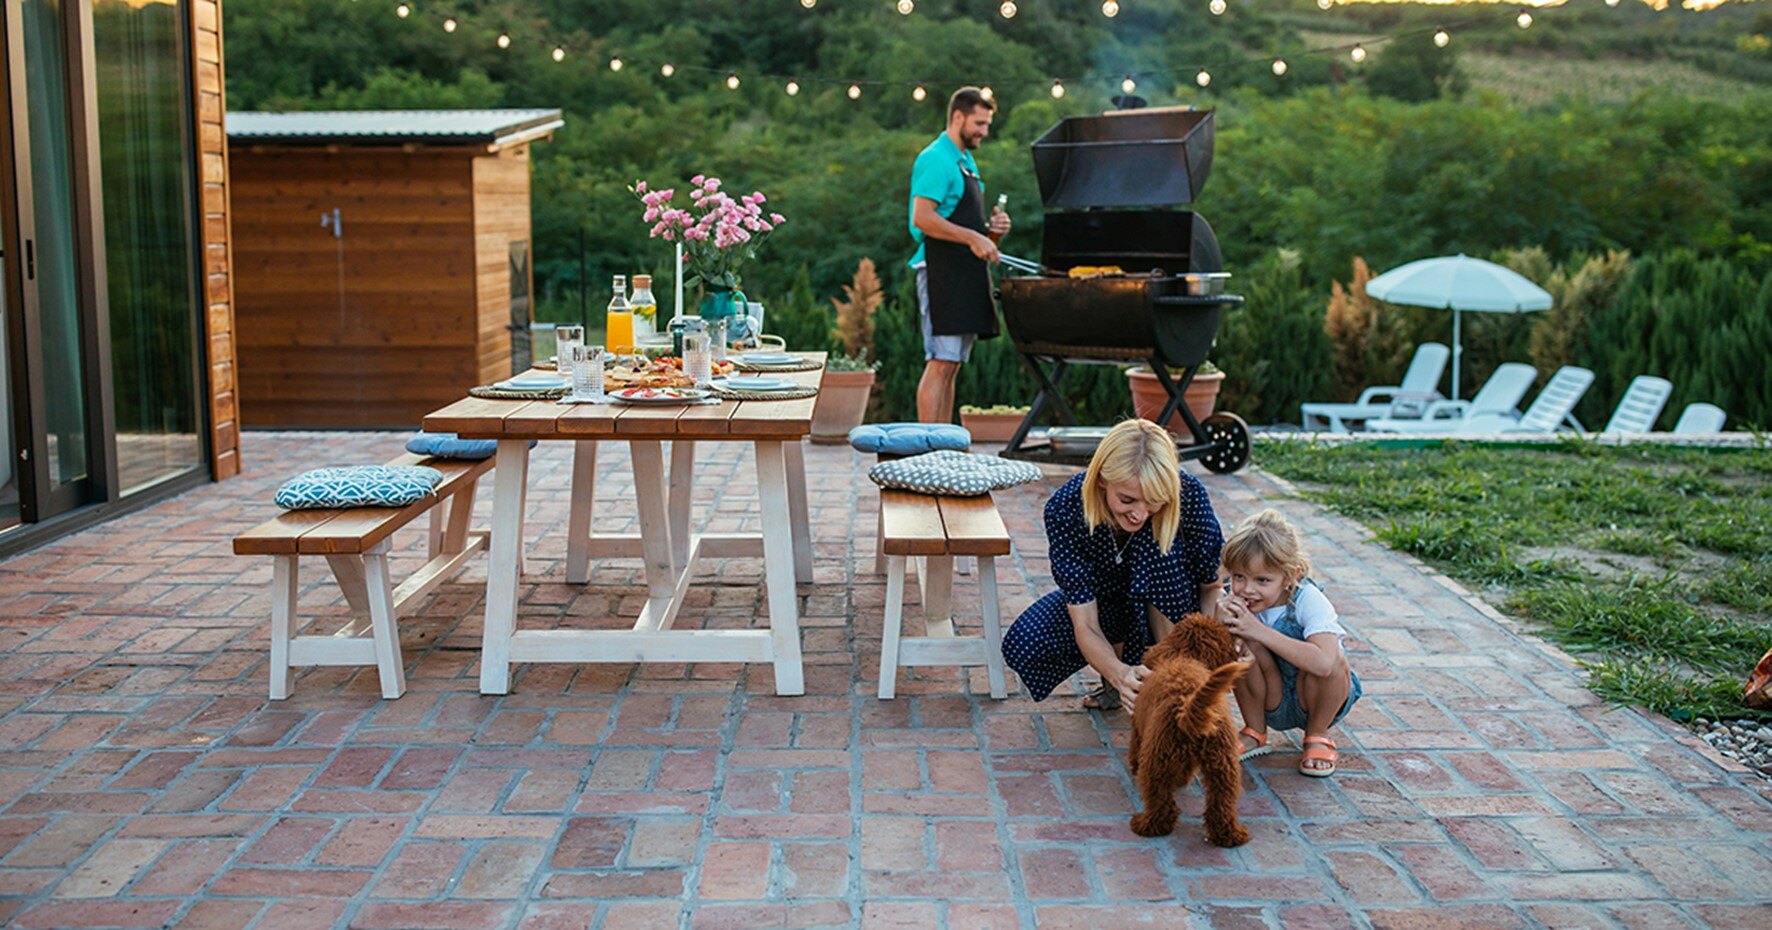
1316, 0, 1332, 9
1102, 0, 1119, 16
1350, 43, 1366, 64
726, 73, 741, 90
1272, 57, 1287, 76
786, 79, 800, 96
912, 84, 927, 102
999, 1, 1017, 19
1434, 28, 1449, 48
1209, 0, 1226, 15
496, 33, 511, 49
395, 3, 410, 19
1605, 0, 1620, 5
1050, 80, 1065, 98
661, 63, 675, 77
898, 0, 914, 13
848, 83, 862, 99
801, 0, 816, 7
1121, 75, 1137, 94
1195, 69, 1211, 87
980, 85, 994, 101
552, 47, 565, 62
610, 55, 624, 70
442, 17, 456, 32
1517, 10, 1533, 28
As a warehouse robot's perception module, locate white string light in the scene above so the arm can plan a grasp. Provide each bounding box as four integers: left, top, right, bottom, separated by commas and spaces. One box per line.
1102, 0, 1119, 16
1050, 79, 1065, 98
395, 3, 410, 19
897, 0, 914, 14
786, 79, 800, 96
1209, 0, 1227, 15
1195, 69, 1211, 87
999, 1, 1017, 19
442, 16, 456, 32
496, 32, 511, 49
1516, 9, 1533, 28
1434, 28, 1450, 48
551, 46, 565, 61
661, 62, 675, 77
1605, 0, 1620, 5
1317, 0, 1333, 9
727, 72, 741, 90
609, 54, 623, 70
800, 0, 815, 7
1121, 75, 1136, 94
847, 83, 862, 99
1272, 57, 1287, 76
912, 84, 927, 101
980, 85, 994, 101
1350, 43, 1366, 63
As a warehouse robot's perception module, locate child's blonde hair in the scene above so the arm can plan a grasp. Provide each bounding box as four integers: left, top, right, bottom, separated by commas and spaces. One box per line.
1082, 419, 1182, 554
1222, 509, 1312, 590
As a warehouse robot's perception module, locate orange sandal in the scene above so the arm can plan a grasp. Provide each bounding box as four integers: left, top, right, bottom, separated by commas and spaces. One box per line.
1238, 726, 1272, 761
1299, 735, 1338, 777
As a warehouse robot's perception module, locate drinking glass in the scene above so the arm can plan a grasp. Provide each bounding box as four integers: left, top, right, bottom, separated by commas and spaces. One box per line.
555, 325, 585, 371
683, 332, 713, 388
570, 344, 606, 398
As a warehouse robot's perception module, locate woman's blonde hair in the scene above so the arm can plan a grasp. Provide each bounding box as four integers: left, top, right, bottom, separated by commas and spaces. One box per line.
1082, 419, 1183, 554
1222, 509, 1312, 590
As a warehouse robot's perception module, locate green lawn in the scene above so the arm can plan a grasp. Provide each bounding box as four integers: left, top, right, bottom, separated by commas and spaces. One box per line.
1254, 437, 1772, 722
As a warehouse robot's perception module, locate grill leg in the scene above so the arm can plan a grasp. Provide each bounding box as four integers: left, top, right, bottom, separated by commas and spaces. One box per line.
1150, 362, 1206, 441
1005, 356, 1075, 455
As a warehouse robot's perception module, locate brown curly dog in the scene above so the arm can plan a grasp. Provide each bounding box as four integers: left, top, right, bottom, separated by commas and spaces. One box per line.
1126, 612, 1251, 847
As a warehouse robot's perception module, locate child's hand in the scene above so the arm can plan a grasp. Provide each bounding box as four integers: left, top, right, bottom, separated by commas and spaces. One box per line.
1219, 597, 1259, 639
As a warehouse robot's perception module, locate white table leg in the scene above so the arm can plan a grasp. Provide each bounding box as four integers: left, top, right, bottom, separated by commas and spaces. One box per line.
566, 440, 597, 585
269, 555, 297, 700
980, 556, 1007, 699
880, 554, 906, 700
480, 438, 531, 695
630, 441, 676, 614
756, 440, 805, 696
362, 542, 407, 699
784, 439, 813, 584
668, 440, 696, 576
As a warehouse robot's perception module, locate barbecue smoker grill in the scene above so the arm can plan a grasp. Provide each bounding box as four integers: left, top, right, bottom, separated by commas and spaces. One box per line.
997, 106, 1251, 472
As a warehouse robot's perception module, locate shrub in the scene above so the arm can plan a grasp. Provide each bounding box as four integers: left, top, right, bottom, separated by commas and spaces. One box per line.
1213, 249, 1336, 425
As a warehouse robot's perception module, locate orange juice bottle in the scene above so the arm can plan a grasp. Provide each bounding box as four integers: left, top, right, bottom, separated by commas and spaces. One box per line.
605, 275, 634, 353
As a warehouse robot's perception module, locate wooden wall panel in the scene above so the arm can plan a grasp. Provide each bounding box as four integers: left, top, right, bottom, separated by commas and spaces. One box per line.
229, 149, 480, 428
471, 144, 533, 385
192, 0, 238, 479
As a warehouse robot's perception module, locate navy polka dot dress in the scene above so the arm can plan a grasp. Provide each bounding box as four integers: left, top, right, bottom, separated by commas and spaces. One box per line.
1002, 470, 1225, 701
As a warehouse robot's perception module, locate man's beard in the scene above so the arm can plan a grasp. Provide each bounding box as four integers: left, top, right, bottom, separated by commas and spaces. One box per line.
961, 132, 982, 149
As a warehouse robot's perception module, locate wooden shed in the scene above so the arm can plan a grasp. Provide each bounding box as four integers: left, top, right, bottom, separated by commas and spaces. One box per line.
228, 109, 562, 428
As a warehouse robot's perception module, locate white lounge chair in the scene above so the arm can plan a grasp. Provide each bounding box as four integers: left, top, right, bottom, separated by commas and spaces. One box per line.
1601, 376, 1673, 435
1463, 366, 1593, 434
1672, 403, 1726, 435
1300, 342, 1450, 433
1366, 362, 1537, 433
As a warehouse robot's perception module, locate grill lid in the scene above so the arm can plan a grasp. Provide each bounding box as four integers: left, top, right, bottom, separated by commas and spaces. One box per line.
1030, 107, 1215, 210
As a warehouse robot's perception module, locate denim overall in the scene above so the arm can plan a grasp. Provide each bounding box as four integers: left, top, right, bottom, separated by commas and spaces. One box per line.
1264, 579, 1363, 732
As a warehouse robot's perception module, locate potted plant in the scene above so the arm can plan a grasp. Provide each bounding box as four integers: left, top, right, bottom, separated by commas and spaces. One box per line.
1125, 361, 1224, 437
959, 404, 1030, 444
810, 259, 882, 444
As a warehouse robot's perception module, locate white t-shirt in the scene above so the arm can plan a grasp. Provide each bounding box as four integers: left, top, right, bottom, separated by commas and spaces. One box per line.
1257, 582, 1345, 640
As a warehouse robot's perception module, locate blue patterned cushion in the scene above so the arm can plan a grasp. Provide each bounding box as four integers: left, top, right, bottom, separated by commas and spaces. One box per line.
274, 465, 443, 511
868, 450, 1042, 497
406, 431, 499, 460
848, 423, 972, 456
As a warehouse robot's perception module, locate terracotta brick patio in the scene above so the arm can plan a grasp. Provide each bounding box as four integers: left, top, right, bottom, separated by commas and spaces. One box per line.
0, 433, 1767, 929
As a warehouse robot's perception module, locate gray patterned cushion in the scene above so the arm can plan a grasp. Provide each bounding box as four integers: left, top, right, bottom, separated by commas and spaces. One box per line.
274, 465, 443, 511
868, 450, 1042, 497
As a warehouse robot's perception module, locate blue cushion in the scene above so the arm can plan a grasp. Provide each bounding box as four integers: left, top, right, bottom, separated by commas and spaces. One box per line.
274, 465, 443, 511
848, 423, 972, 456
406, 431, 499, 460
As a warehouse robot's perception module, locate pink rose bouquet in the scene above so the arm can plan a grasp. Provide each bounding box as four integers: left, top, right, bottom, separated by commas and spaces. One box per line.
631, 175, 786, 292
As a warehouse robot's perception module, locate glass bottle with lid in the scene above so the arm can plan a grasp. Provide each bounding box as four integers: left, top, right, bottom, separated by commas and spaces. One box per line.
605, 275, 634, 353
630, 274, 658, 340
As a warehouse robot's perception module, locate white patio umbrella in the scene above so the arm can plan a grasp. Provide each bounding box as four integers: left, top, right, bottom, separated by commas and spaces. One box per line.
1363, 254, 1553, 400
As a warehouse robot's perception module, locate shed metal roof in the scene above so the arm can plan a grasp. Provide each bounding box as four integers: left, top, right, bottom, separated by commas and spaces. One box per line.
226, 109, 564, 147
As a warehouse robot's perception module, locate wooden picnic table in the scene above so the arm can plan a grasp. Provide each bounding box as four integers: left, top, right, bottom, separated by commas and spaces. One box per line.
421, 354, 824, 696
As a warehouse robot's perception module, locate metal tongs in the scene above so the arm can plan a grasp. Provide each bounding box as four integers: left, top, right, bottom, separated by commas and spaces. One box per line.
998, 253, 1047, 276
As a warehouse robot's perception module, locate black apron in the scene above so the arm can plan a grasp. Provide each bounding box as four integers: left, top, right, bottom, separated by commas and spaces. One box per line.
924, 167, 1000, 339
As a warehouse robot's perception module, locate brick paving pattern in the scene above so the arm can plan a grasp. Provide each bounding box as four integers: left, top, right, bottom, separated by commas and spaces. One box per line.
0, 433, 1767, 929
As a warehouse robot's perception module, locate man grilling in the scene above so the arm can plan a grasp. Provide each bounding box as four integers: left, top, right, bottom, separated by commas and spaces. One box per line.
909, 86, 1012, 424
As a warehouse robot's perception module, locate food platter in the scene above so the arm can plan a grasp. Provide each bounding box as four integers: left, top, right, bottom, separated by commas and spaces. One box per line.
604, 356, 735, 390
609, 386, 711, 405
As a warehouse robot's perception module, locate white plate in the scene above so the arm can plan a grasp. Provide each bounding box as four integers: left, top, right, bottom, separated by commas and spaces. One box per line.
734, 352, 799, 365
717, 376, 794, 391
499, 375, 569, 390
610, 386, 710, 405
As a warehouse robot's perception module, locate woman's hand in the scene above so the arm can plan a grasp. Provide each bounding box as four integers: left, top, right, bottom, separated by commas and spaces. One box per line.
1115, 663, 1149, 712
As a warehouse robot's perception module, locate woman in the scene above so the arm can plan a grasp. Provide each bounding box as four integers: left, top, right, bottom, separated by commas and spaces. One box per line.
1002, 419, 1225, 712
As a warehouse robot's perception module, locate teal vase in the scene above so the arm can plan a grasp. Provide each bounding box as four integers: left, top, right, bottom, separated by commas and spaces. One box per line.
698, 287, 747, 322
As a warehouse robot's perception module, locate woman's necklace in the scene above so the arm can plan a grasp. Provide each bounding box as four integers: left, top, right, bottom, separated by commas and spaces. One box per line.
1112, 527, 1136, 564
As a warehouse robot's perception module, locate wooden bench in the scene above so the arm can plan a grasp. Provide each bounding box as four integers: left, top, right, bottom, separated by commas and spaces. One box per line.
878, 489, 1012, 700
232, 453, 494, 699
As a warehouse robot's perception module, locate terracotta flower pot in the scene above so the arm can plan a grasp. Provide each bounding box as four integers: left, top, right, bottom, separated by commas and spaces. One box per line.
959, 411, 1027, 444
810, 369, 876, 444
1126, 368, 1224, 437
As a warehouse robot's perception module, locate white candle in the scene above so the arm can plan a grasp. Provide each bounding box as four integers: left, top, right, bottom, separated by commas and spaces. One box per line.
674, 242, 684, 320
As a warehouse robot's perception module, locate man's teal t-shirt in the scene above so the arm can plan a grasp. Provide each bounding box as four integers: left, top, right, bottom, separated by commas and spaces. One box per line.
907, 132, 982, 269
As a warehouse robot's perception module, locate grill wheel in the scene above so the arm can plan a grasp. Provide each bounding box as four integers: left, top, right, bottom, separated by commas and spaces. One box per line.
1197, 412, 1250, 474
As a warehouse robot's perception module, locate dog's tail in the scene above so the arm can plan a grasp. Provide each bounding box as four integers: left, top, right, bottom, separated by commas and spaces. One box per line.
1174, 661, 1250, 736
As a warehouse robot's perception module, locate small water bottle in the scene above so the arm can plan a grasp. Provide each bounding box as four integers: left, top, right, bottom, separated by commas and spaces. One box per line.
710, 318, 729, 363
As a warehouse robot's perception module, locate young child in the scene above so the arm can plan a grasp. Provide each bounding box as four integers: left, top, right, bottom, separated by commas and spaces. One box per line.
1217, 509, 1361, 777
